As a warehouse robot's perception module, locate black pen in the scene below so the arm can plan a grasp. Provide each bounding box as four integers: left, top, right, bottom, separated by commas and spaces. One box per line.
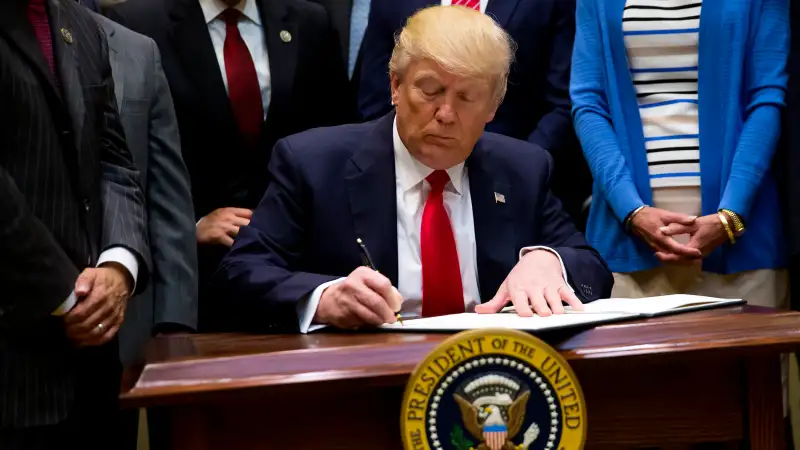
356, 238, 403, 325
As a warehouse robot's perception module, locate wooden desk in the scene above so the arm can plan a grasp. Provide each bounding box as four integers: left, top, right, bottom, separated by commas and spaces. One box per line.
122, 306, 800, 449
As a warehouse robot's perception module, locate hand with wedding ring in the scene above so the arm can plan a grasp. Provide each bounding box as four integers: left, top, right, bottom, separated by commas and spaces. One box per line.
63, 263, 131, 347
476, 249, 583, 317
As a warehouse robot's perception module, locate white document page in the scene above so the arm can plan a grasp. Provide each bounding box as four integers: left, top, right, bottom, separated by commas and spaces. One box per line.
377, 294, 743, 332
575, 294, 743, 316
379, 310, 637, 332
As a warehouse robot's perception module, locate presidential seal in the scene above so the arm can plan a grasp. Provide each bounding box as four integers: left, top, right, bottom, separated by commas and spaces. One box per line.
401, 329, 586, 450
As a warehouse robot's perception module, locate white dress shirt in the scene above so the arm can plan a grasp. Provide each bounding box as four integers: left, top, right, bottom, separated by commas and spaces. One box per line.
297, 118, 569, 333
441, 0, 489, 14
200, 0, 272, 119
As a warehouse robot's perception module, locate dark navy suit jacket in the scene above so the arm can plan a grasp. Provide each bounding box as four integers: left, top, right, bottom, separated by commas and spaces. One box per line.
216, 114, 612, 332
356, 0, 576, 154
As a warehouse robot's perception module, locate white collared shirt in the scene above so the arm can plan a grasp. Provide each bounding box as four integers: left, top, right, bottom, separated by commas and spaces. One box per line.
199, 0, 271, 118
392, 121, 482, 316
297, 119, 569, 333
441, 0, 489, 14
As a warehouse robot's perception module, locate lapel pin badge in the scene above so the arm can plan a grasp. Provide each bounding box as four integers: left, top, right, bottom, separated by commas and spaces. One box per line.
61, 28, 73, 44
279, 30, 292, 43
494, 192, 506, 204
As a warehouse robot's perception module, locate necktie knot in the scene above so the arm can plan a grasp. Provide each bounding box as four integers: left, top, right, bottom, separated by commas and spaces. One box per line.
426, 170, 450, 194
222, 8, 243, 26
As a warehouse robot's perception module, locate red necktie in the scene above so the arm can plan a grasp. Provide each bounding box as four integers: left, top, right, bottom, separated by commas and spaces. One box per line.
222, 9, 264, 144
453, 0, 480, 10
421, 170, 464, 317
26, 0, 57, 78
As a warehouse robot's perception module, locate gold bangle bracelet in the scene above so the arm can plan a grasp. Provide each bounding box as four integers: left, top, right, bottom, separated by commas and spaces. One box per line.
720, 209, 745, 235
718, 212, 735, 244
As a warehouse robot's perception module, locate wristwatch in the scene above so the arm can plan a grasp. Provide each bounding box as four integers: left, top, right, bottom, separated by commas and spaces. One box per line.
720, 209, 746, 236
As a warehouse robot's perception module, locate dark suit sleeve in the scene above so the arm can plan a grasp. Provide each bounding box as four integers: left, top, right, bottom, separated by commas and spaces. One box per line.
532, 154, 613, 302
96, 26, 151, 292
146, 39, 198, 331
356, 0, 395, 121
526, 0, 576, 153
216, 139, 339, 331
0, 167, 80, 332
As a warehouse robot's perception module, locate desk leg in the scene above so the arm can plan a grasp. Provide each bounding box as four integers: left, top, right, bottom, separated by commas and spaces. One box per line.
746, 355, 785, 450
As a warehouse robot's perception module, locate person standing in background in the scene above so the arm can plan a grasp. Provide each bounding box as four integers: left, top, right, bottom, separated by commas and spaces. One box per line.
0, 0, 150, 447
356, 0, 592, 227
84, 2, 200, 448
571, 0, 789, 305
308, 0, 370, 84
105, 0, 353, 330
90, 0, 198, 373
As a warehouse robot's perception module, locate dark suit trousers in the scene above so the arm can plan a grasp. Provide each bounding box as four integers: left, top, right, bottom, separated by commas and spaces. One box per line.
0, 343, 124, 450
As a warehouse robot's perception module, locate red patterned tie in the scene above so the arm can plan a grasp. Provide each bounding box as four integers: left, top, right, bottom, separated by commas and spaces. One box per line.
222, 9, 264, 145
26, 0, 57, 78
453, 0, 480, 10
421, 170, 464, 317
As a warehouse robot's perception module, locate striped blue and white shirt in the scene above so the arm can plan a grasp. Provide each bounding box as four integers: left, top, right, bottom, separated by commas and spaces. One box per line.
623, 0, 702, 188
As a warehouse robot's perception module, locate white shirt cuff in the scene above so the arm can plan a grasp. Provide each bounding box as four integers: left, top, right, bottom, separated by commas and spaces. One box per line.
519, 246, 573, 292
196, 217, 204, 227
53, 247, 140, 316
97, 247, 139, 292
51, 291, 78, 316
297, 278, 345, 334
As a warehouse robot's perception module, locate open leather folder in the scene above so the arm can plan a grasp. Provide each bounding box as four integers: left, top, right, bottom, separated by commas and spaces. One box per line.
375, 294, 745, 332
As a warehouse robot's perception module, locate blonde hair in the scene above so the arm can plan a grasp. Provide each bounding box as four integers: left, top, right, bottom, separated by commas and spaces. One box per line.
389, 5, 516, 103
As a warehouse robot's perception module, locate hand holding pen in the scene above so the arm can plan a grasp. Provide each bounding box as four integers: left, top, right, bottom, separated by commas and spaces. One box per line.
311, 239, 404, 329
357, 238, 404, 325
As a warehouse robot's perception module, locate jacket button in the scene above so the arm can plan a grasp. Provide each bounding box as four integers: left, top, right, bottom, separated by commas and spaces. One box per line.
83, 198, 90, 212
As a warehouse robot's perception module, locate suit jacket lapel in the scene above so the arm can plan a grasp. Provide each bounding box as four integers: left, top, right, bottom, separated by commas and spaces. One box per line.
260, 0, 298, 124
0, 1, 64, 106
168, 0, 238, 136
467, 141, 515, 301
345, 113, 399, 285
49, 0, 84, 150
485, 0, 521, 28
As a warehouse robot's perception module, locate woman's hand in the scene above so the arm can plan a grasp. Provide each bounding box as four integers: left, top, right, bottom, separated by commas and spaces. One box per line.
630, 207, 703, 263
659, 213, 730, 261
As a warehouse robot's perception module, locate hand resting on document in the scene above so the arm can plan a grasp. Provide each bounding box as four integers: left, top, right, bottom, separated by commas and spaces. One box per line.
476, 249, 583, 317
314, 267, 403, 329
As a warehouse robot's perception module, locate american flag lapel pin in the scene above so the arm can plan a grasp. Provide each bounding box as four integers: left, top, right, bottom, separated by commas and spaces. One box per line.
494, 192, 506, 204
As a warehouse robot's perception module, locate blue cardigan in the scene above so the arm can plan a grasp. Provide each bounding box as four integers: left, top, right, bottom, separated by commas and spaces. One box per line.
570, 0, 789, 274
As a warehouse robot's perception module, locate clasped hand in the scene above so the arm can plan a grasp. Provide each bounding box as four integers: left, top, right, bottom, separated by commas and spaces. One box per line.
631, 207, 728, 263
63, 263, 132, 347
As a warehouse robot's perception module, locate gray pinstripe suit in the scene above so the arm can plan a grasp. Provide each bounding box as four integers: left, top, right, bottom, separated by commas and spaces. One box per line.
0, 0, 149, 446
95, 14, 198, 368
